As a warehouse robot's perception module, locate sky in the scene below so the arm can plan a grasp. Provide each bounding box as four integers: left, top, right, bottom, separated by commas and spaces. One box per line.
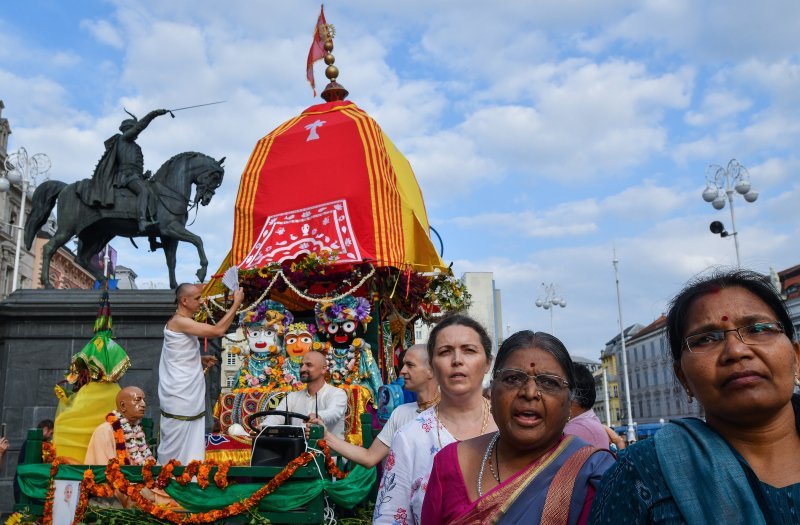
2, 0, 800, 361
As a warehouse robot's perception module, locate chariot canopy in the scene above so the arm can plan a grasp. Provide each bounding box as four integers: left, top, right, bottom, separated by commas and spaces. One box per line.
206, 99, 446, 297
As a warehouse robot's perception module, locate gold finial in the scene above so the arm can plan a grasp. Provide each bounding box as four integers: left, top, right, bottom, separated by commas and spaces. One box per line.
320, 23, 348, 102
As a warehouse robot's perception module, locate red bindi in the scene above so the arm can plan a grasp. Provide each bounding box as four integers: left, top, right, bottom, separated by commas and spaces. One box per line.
721, 315, 728, 321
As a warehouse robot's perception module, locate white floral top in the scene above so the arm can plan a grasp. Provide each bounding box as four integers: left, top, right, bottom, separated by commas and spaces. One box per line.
373, 407, 455, 525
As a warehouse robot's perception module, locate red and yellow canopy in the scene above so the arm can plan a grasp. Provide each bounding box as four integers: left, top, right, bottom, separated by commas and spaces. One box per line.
210, 100, 444, 292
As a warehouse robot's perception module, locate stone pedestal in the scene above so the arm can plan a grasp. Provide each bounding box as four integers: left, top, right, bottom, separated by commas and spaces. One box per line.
0, 289, 220, 514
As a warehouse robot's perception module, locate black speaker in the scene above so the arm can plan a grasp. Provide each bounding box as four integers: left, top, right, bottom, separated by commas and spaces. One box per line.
250, 426, 306, 467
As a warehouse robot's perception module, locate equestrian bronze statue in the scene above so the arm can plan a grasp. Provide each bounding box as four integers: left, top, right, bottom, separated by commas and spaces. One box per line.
24, 109, 225, 289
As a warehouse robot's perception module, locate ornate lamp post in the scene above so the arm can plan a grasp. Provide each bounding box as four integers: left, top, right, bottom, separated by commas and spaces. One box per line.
535, 283, 566, 335
1, 147, 51, 291
701, 159, 758, 267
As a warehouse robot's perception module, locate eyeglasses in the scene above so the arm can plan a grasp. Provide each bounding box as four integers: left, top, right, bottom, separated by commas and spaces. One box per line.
493, 368, 570, 394
684, 322, 785, 353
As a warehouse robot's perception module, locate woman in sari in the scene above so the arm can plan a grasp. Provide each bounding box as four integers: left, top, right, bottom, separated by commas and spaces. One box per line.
422, 331, 615, 524
590, 269, 800, 524
373, 314, 498, 525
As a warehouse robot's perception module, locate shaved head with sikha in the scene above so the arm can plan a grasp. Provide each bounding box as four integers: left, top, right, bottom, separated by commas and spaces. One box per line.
116, 386, 147, 425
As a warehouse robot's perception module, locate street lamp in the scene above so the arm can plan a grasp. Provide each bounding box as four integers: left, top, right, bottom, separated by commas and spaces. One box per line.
1, 147, 51, 292
701, 159, 758, 267
534, 282, 566, 335
612, 247, 636, 443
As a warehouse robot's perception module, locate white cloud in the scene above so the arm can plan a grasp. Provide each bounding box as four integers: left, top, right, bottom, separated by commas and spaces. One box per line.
80, 18, 124, 49
684, 90, 752, 127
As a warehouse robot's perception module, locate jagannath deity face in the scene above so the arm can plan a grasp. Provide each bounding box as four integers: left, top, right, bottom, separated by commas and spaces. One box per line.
239, 300, 293, 355
285, 331, 314, 358
245, 324, 281, 353
315, 296, 372, 350
325, 320, 360, 348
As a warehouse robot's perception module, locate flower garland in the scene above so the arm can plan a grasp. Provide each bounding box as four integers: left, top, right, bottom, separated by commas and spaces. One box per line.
104, 453, 316, 524
72, 468, 114, 524
282, 357, 304, 389
106, 411, 153, 465
41, 459, 61, 525
316, 439, 349, 480
41, 442, 56, 463
237, 352, 287, 389
205, 265, 376, 317
42, 442, 348, 525
323, 340, 362, 386
141, 458, 231, 491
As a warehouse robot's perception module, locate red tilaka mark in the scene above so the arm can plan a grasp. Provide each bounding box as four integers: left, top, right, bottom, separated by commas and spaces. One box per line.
721, 315, 729, 321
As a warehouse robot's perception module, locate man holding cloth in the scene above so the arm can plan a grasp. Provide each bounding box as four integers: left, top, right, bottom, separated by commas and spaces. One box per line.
158, 283, 244, 464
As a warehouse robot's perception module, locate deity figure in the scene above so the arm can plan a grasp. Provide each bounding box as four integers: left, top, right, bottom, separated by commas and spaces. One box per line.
282, 322, 317, 389
235, 300, 293, 389
314, 296, 383, 401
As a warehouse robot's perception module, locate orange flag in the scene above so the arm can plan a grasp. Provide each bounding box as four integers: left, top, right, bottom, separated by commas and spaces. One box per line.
306, 5, 327, 97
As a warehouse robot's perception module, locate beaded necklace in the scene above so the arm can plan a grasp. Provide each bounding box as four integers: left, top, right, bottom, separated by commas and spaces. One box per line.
477, 432, 500, 497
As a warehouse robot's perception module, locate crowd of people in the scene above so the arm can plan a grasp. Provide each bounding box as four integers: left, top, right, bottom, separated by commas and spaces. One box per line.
5, 268, 799, 524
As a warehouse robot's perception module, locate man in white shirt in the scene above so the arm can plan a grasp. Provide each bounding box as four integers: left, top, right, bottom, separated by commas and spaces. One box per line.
310, 344, 439, 467
262, 350, 347, 439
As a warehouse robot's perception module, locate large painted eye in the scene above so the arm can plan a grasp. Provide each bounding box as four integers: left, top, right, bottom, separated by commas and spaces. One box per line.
300, 336, 312, 344
265, 329, 277, 337
327, 323, 339, 334
342, 321, 356, 333
248, 329, 261, 338
285, 336, 297, 345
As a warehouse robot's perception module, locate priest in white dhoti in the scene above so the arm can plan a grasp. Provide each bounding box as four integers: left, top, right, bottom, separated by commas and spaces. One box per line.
157, 283, 244, 464
262, 350, 347, 439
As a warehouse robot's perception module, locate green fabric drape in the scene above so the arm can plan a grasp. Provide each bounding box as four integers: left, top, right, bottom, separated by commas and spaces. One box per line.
17, 463, 375, 512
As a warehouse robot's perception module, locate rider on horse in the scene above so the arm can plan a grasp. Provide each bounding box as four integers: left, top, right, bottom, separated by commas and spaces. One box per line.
80, 108, 168, 232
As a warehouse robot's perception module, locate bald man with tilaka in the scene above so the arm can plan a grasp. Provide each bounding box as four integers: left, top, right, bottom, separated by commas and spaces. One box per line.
157, 283, 243, 464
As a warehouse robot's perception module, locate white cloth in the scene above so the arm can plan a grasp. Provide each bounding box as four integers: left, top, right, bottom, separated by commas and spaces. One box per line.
157, 327, 206, 464
373, 407, 454, 525
376, 402, 419, 448
262, 383, 348, 439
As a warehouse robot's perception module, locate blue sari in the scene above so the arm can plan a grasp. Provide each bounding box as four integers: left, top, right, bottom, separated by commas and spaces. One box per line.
654, 418, 779, 525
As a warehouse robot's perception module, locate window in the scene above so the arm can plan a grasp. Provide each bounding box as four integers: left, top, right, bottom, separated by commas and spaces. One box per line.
615, 408, 621, 421
225, 375, 236, 387
652, 368, 658, 386
226, 352, 238, 366
613, 385, 618, 398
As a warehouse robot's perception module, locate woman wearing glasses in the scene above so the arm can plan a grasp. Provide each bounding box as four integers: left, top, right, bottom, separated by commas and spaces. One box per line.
590, 269, 800, 524
373, 314, 497, 525
421, 330, 615, 524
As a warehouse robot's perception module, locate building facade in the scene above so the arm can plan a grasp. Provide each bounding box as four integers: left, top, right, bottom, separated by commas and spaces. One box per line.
593, 324, 642, 428
627, 316, 704, 424
779, 265, 800, 334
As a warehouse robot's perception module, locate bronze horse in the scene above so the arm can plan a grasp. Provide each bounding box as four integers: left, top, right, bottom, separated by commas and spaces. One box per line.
25, 151, 225, 289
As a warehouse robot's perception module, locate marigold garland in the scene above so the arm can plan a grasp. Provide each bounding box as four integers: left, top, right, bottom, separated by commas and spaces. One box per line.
41, 443, 349, 524
41, 442, 56, 463
104, 453, 316, 524
41, 459, 61, 525
316, 439, 349, 480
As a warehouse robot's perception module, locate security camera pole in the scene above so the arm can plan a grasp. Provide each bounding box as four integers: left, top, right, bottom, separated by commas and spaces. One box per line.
701, 159, 759, 267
